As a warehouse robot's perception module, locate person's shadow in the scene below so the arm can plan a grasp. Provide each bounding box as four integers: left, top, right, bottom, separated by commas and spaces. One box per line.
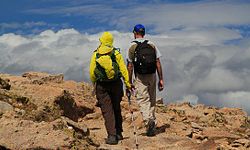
155, 124, 170, 135
140, 123, 170, 136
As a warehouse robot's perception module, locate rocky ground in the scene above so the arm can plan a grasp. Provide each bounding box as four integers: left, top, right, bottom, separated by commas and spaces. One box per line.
0, 72, 249, 150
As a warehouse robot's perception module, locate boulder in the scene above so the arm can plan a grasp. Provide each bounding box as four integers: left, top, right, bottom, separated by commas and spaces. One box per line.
232, 139, 250, 148
0, 78, 11, 90
22, 72, 64, 84
54, 90, 94, 122
202, 127, 241, 139
62, 116, 90, 138
0, 101, 13, 114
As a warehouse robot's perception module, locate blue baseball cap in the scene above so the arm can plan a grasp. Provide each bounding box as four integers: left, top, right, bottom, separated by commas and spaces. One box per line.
133, 24, 145, 35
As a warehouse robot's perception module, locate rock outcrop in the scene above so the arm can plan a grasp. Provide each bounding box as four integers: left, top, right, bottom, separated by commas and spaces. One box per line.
0, 72, 249, 150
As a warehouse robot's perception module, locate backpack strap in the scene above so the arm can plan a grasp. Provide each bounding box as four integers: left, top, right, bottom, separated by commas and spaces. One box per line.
138, 40, 156, 51
96, 48, 119, 63
132, 40, 140, 45
114, 47, 120, 52
110, 49, 117, 62
132, 40, 148, 44
133, 40, 149, 50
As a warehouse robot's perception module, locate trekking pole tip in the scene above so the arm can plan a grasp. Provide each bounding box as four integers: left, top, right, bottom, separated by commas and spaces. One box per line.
136, 144, 139, 149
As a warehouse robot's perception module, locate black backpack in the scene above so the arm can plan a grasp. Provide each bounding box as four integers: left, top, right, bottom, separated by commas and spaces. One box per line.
133, 40, 156, 74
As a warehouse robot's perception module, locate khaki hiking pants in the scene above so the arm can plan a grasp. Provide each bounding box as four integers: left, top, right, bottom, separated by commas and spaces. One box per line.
96, 79, 124, 136
134, 73, 156, 125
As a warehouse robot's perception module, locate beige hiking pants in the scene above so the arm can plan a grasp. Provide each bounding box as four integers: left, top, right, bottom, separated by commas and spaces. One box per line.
134, 73, 156, 125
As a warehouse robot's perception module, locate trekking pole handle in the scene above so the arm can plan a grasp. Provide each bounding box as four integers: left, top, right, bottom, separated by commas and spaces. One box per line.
126, 90, 132, 105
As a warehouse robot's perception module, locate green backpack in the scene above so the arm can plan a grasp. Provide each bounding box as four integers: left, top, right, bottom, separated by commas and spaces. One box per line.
94, 48, 121, 82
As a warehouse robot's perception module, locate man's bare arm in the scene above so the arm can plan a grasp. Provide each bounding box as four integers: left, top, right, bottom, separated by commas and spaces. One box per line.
156, 58, 164, 91
127, 61, 134, 84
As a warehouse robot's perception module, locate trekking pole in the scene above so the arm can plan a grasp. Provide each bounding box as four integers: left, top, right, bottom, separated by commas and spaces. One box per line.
127, 91, 139, 149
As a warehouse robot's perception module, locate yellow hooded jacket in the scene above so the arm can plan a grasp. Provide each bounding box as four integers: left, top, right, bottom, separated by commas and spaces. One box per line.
89, 32, 131, 89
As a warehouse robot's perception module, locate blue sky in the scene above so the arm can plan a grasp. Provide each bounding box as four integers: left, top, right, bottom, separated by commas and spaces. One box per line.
0, 0, 166, 34
1, 0, 250, 35
1, 0, 250, 113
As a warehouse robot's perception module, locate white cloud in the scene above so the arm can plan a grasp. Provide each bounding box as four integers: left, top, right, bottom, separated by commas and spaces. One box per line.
0, 26, 250, 113
194, 68, 245, 93
202, 91, 250, 113
145, 26, 250, 114
0, 29, 132, 82
0, 33, 29, 47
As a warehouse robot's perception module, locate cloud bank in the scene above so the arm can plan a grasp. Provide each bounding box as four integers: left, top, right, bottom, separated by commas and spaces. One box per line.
0, 28, 250, 114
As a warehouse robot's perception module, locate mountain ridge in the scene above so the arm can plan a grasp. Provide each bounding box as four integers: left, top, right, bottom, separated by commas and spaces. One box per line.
0, 72, 249, 150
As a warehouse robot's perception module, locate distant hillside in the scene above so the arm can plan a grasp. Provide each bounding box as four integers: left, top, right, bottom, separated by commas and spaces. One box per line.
0, 72, 249, 149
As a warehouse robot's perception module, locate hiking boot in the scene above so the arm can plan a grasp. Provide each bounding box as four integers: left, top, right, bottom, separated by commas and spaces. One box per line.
105, 135, 118, 145
116, 133, 123, 140
146, 120, 155, 137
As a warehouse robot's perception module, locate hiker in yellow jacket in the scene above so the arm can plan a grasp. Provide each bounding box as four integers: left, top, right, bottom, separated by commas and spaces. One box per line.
89, 32, 131, 145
